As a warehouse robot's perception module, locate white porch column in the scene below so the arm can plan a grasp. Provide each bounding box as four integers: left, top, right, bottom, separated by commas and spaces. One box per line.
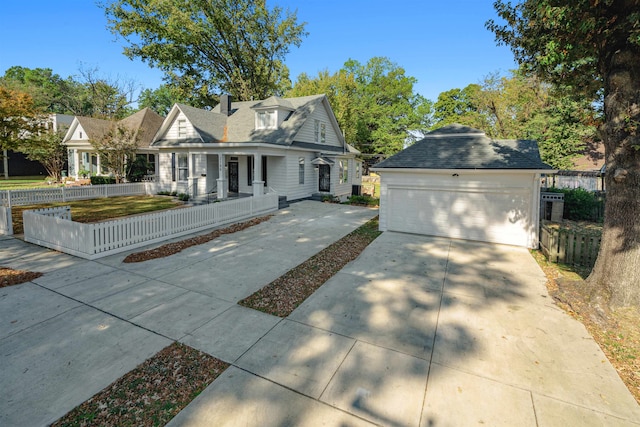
252, 153, 264, 197
72, 149, 80, 178
96, 154, 101, 175
217, 154, 227, 199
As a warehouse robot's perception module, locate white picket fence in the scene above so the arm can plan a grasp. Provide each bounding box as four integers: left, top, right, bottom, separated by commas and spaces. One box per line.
0, 183, 150, 207
23, 193, 278, 260
0, 206, 12, 235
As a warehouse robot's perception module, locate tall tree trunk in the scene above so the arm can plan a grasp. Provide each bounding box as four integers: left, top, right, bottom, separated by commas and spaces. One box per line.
586, 47, 640, 307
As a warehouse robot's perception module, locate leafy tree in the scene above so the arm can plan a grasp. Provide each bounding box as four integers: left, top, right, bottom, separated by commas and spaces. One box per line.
487, 0, 640, 307
1, 66, 67, 113
432, 85, 485, 130
19, 129, 68, 182
138, 84, 185, 116
288, 57, 432, 155
0, 86, 40, 152
91, 123, 140, 183
102, 0, 307, 104
432, 69, 597, 169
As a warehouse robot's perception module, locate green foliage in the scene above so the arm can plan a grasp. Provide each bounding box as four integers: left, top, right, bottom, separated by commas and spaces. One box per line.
18, 129, 68, 182
127, 156, 153, 182
0, 85, 40, 152
288, 57, 432, 155
1, 65, 136, 119
432, 68, 598, 169
90, 124, 140, 183
103, 0, 307, 104
547, 187, 604, 222
90, 176, 117, 185
177, 193, 190, 201
138, 85, 185, 116
348, 195, 379, 206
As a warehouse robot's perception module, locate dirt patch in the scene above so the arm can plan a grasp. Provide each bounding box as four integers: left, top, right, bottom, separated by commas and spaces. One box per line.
0, 267, 43, 288
532, 250, 640, 404
239, 216, 381, 317
52, 342, 228, 427
123, 215, 272, 263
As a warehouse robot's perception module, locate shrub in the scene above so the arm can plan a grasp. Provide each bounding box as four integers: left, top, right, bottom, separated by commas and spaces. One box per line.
177, 193, 190, 201
547, 187, 604, 222
91, 176, 117, 185
348, 195, 379, 206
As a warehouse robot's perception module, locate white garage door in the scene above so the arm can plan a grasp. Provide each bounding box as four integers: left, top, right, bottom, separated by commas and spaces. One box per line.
387, 186, 532, 247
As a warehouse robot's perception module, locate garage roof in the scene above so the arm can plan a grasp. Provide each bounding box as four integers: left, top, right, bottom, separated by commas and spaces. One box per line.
374, 124, 553, 170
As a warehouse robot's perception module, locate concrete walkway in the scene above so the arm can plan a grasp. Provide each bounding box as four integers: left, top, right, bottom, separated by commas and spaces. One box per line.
1, 201, 638, 426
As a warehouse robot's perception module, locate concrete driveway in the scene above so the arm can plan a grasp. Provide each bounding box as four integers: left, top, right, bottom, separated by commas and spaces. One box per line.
1, 201, 639, 426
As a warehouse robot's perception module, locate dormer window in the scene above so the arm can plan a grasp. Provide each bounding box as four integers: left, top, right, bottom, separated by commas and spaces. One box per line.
314, 120, 326, 143
256, 110, 277, 130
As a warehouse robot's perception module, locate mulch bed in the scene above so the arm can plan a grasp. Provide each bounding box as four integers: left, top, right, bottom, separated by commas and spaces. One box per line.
0, 267, 43, 288
122, 215, 273, 263
52, 342, 229, 427
238, 216, 381, 317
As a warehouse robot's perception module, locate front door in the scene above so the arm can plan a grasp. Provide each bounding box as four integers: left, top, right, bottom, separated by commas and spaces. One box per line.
229, 162, 239, 192
319, 164, 330, 192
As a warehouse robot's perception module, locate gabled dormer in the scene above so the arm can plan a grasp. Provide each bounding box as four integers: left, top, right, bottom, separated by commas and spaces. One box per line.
251, 96, 295, 130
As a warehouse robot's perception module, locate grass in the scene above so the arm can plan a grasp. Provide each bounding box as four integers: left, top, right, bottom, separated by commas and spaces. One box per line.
0, 176, 52, 190
11, 196, 183, 235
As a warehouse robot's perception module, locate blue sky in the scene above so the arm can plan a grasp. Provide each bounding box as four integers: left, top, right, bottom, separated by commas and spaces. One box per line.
0, 1, 517, 103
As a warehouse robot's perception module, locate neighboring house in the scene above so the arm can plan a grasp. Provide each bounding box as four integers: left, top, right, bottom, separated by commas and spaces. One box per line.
546, 140, 606, 191
372, 124, 555, 248
1, 113, 74, 178
151, 94, 362, 201
62, 108, 164, 178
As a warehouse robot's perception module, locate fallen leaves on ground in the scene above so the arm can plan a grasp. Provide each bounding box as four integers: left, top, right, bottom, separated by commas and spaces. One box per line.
52, 342, 229, 427
0, 267, 42, 287
239, 216, 381, 317
123, 215, 272, 263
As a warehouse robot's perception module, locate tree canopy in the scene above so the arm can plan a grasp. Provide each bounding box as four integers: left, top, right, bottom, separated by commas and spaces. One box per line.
102, 0, 308, 105
488, 0, 640, 307
431, 69, 598, 169
288, 57, 432, 155
0, 86, 40, 152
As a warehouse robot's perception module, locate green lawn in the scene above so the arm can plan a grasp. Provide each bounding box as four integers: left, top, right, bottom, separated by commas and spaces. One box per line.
0, 176, 53, 190
11, 195, 183, 234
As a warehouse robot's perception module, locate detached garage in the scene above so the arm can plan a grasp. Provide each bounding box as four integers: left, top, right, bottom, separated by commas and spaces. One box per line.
372, 124, 555, 248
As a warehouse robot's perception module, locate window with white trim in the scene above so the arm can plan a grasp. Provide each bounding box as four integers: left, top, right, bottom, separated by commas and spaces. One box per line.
172, 153, 188, 181
314, 120, 326, 143
256, 110, 276, 129
339, 160, 348, 183
298, 157, 305, 184
177, 119, 187, 138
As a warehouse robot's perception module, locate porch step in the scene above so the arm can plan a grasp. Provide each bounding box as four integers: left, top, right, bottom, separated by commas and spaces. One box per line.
278, 196, 289, 209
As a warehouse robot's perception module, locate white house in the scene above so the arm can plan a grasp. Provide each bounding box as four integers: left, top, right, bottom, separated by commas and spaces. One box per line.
372, 124, 555, 248
151, 94, 362, 201
62, 108, 164, 178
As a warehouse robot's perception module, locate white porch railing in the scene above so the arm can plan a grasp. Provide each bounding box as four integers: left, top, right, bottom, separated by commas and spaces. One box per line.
0, 183, 150, 207
23, 193, 278, 260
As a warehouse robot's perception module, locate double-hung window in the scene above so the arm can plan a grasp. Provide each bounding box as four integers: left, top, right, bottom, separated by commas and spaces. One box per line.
314, 120, 326, 143
172, 153, 188, 182
298, 157, 305, 184
256, 111, 276, 129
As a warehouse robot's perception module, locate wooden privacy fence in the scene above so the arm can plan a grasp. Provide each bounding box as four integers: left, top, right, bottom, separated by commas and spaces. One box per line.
539, 222, 602, 268
23, 193, 278, 260
0, 183, 150, 207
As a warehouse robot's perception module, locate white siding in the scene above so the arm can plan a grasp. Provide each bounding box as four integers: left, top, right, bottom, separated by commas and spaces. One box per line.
283, 152, 317, 200
163, 112, 199, 140
294, 103, 343, 149
378, 170, 540, 248
71, 124, 88, 141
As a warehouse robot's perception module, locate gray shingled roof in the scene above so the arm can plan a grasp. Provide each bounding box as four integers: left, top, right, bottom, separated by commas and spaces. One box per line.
176, 103, 228, 142
374, 124, 552, 170
119, 107, 164, 147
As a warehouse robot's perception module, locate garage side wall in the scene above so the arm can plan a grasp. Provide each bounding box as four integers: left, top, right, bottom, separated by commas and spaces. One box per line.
377, 170, 541, 248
